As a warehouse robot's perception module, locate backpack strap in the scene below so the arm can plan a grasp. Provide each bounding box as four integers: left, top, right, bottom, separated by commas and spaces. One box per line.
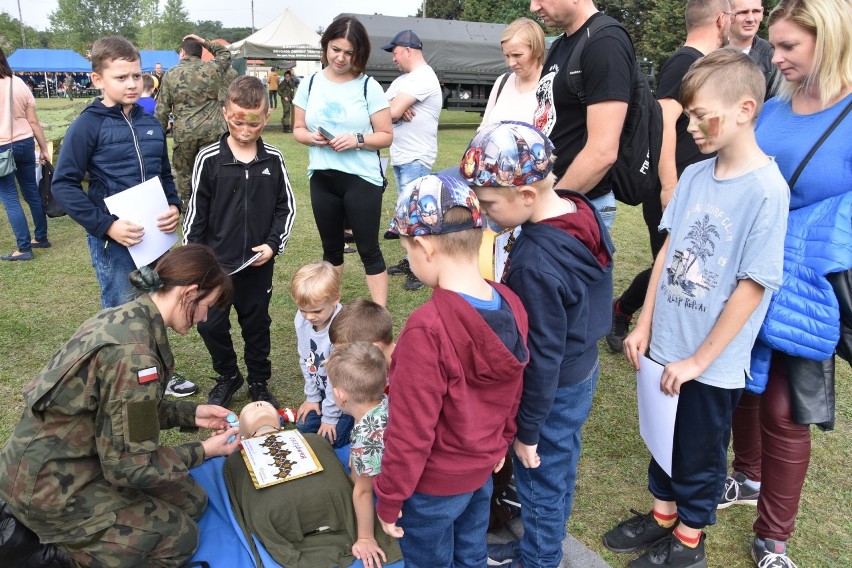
362, 75, 389, 190
494, 72, 511, 103
566, 15, 630, 105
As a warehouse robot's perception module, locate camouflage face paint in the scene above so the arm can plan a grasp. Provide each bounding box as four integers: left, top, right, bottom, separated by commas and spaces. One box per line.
698, 115, 724, 141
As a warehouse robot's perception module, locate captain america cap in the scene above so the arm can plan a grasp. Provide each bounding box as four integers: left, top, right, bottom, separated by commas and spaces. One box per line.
459, 121, 556, 187
390, 174, 484, 237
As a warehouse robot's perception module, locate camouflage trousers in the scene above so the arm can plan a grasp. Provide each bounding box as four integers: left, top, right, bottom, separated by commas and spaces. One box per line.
172, 136, 221, 202
58, 476, 207, 567
281, 104, 293, 132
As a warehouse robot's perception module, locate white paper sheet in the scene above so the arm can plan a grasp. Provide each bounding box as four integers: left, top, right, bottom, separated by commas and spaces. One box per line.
636, 354, 679, 477
103, 177, 178, 268
228, 252, 263, 276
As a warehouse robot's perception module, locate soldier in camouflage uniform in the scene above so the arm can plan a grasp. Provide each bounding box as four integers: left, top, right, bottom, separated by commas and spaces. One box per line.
277, 69, 296, 133
155, 34, 232, 201
0, 245, 239, 567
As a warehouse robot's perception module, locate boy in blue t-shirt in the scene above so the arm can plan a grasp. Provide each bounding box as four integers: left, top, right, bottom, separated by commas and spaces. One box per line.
603, 49, 789, 568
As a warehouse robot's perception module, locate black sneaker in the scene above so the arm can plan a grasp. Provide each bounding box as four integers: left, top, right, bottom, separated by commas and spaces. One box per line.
384, 230, 400, 240
387, 258, 411, 276
248, 382, 280, 408
628, 532, 706, 568
495, 480, 522, 517
717, 472, 760, 509
606, 297, 633, 353
404, 272, 424, 291
487, 539, 520, 566
603, 509, 676, 553
207, 371, 244, 408
752, 537, 798, 568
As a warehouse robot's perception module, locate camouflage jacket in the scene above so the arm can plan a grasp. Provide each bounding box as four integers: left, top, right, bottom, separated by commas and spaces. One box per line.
0, 295, 203, 540
155, 40, 232, 143
277, 78, 296, 104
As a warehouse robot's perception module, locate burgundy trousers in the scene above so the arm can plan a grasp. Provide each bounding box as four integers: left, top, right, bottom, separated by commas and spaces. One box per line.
730, 356, 812, 541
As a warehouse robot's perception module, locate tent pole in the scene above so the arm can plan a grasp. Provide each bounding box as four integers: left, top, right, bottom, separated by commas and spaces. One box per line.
44, 71, 49, 99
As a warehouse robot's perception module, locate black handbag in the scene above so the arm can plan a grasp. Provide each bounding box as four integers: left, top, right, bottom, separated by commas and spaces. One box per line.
38, 161, 66, 218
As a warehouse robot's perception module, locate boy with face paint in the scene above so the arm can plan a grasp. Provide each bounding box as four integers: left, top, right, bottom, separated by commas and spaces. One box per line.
603, 48, 789, 568
183, 75, 296, 409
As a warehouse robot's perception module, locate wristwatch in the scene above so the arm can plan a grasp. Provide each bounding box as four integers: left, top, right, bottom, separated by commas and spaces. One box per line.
356, 133, 365, 150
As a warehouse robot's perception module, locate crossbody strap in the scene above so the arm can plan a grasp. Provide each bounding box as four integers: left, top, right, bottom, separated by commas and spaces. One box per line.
8, 77, 13, 143
788, 97, 852, 190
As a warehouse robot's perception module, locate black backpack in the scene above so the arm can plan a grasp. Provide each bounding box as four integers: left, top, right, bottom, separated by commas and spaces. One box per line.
566, 15, 662, 206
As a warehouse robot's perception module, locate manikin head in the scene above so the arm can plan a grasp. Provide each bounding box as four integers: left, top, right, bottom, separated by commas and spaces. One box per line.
239, 401, 281, 438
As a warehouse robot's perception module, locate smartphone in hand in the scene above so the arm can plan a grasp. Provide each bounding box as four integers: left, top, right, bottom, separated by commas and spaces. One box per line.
317, 126, 336, 140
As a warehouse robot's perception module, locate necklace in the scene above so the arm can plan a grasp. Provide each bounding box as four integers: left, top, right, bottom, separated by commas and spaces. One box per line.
733, 152, 763, 178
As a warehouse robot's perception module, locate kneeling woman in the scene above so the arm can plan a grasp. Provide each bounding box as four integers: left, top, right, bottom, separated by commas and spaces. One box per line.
0, 244, 242, 566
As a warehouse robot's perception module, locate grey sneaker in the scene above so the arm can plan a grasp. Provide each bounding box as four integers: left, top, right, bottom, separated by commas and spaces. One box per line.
487, 539, 520, 566
605, 297, 633, 353
207, 371, 244, 408
752, 537, 798, 568
717, 472, 760, 509
164, 373, 198, 397
603, 509, 676, 553
404, 272, 424, 291
387, 258, 411, 276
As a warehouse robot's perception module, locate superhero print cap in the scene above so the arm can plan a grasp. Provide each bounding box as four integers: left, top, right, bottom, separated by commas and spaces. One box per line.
459, 121, 555, 187
390, 174, 484, 237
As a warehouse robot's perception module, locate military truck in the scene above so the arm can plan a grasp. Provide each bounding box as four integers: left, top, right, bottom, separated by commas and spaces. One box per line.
342, 13, 508, 113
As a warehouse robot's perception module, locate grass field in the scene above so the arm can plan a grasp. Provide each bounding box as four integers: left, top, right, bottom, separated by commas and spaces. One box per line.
1, 98, 849, 567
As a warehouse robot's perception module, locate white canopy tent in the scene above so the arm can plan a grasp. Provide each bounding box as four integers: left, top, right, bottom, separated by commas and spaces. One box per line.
228, 9, 322, 60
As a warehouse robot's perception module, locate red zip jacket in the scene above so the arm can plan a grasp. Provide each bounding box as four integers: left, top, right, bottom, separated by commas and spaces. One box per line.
374, 283, 529, 523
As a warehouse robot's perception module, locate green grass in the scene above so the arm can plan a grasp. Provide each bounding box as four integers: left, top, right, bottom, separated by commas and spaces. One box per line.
1, 103, 850, 567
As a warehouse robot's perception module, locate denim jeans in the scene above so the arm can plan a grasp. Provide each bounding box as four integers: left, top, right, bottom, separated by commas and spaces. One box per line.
392, 160, 432, 196
514, 362, 599, 568
0, 137, 47, 252
397, 477, 492, 568
86, 234, 138, 308
295, 405, 355, 449
588, 191, 617, 232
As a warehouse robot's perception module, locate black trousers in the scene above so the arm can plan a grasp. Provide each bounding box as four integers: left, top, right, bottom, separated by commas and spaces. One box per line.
198, 261, 274, 382
620, 192, 667, 314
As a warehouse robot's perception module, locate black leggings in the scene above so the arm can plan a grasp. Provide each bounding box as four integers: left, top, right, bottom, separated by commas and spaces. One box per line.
310, 169, 386, 275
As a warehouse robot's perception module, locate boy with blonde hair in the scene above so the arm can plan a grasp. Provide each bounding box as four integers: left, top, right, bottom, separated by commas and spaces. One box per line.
603, 49, 789, 568
374, 174, 529, 567
326, 342, 396, 567
460, 120, 614, 568
290, 261, 352, 448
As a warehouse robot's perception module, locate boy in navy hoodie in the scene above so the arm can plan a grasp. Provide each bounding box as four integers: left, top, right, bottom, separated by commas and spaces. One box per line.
460, 121, 614, 568
374, 174, 529, 567
52, 36, 194, 397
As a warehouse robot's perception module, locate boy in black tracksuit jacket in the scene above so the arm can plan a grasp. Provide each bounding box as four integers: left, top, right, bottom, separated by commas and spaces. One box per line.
183, 76, 296, 409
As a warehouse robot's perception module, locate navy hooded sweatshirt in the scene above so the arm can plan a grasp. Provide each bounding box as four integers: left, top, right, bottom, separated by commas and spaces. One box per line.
506, 191, 614, 446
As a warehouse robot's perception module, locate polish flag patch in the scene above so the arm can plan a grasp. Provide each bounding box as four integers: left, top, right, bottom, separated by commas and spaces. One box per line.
137, 367, 159, 384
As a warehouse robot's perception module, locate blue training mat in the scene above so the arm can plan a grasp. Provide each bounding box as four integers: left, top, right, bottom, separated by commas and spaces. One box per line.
189, 449, 404, 568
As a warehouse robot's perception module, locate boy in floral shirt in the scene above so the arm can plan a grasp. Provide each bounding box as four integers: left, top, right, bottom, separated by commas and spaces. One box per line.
326, 342, 391, 567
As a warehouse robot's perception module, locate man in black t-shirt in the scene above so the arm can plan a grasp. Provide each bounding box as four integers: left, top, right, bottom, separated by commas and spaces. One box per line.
607, 0, 733, 353
531, 0, 634, 231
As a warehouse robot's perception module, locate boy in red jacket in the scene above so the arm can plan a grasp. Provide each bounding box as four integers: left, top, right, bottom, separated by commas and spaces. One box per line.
374, 174, 529, 567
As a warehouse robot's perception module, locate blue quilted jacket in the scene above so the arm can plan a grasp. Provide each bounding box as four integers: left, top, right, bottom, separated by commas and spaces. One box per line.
748, 192, 852, 393
52, 99, 181, 239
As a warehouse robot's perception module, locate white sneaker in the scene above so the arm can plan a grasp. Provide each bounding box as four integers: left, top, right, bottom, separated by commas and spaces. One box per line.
165, 373, 198, 397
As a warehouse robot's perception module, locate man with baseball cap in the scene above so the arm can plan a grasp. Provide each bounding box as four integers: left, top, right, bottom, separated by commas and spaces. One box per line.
381, 29, 443, 292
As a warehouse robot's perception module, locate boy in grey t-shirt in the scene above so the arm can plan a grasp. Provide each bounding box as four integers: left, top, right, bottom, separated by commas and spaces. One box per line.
603, 49, 789, 568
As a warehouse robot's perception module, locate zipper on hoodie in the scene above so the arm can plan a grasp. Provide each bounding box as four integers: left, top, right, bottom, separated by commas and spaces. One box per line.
120, 111, 145, 182
243, 165, 250, 262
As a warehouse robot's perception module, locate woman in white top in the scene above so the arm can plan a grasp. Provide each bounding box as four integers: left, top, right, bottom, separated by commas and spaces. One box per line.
0, 47, 50, 261
480, 18, 547, 128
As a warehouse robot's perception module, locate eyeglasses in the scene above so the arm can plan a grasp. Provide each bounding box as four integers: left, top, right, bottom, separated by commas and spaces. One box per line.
733, 8, 765, 18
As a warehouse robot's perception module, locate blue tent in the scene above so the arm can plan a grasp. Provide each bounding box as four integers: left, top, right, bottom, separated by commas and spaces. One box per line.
139, 50, 179, 72
7, 49, 91, 72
